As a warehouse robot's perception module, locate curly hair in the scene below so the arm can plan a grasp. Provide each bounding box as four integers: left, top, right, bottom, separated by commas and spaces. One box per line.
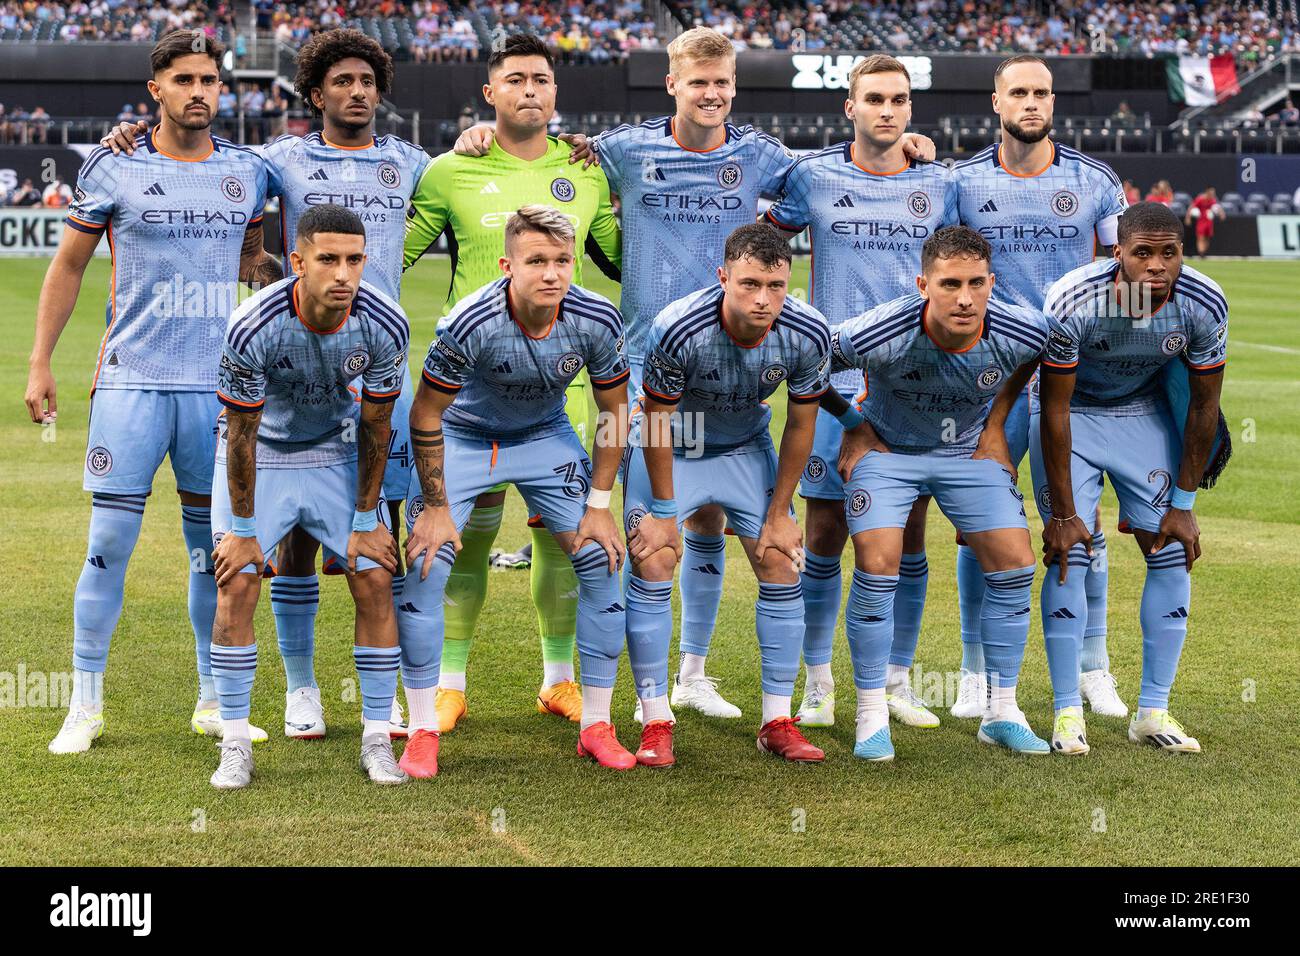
293, 29, 394, 117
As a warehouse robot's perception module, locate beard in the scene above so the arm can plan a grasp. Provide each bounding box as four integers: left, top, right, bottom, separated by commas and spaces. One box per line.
170, 104, 213, 131
1004, 117, 1053, 144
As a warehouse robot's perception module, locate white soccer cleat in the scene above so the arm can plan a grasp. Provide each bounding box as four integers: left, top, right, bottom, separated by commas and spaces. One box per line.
210, 739, 255, 789
48, 707, 105, 754
670, 673, 742, 718
1080, 669, 1128, 718
633, 695, 644, 725
795, 681, 836, 727
950, 670, 987, 719
1051, 707, 1090, 755
192, 705, 269, 744
1128, 709, 1201, 754
283, 687, 326, 739
887, 683, 941, 728
388, 694, 409, 738
360, 733, 409, 784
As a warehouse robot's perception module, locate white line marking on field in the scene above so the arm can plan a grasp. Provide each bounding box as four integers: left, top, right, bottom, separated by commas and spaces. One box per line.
1235, 341, 1300, 355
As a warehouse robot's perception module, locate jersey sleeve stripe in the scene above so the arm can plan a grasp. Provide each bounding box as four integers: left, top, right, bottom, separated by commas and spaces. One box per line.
659, 298, 721, 355
985, 317, 1048, 353
217, 391, 264, 410
1174, 286, 1227, 325
1175, 275, 1229, 323
361, 387, 400, 403
661, 312, 717, 359
65, 215, 106, 234
643, 384, 680, 404
78, 146, 114, 180
849, 311, 919, 353
775, 312, 832, 350
445, 299, 499, 341
1040, 359, 1077, 373
355, 293, 410, 349
764, 208, 802, 230
590, 369, 631, 389
788, 386, 828, 403
562, 300, 622, 338
229, 289, 292, 354
1188, 360, 1225, 374
421, 370, 461, 393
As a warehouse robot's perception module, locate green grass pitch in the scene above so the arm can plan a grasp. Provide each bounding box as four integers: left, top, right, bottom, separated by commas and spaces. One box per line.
1, 255, 1297, 866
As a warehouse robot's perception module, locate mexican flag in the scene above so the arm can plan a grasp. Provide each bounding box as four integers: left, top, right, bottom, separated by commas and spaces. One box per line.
1167, 54, 1240, 106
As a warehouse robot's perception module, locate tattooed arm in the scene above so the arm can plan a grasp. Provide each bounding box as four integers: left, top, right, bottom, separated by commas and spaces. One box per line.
239, 218, 284, 289
213, 406, 265, 586
346, 397, 399, 574
405, 379, 462, 580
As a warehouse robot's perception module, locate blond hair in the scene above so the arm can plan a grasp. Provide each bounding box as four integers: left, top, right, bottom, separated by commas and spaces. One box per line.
848, 54, 911, 100
667, 27, 735, 74
505, 204, 575, 253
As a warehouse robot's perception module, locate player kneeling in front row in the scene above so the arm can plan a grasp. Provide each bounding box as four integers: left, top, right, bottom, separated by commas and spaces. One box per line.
1035, 202, 1227, 755
624, 224, 831, 766
209, 205, 410, 789
397, 205, 630, 775
824, 225, 1048, 759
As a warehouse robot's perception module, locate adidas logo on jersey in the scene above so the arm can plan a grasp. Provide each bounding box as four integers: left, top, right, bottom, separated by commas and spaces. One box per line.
692, 563, 721, 575
492, 360, 512, 374
398, 602, 419, 614
273, 356, 294, 370
1096, 339, 1111, 351
832, 194, 854, 208
480, 181, 501, 194
308, 168, 329, 181
702, 368, 721, 381
1049, 607, 1077, 620
143, 182, 165, 196
901, 369, 923, 381
978, 199, 998, 213
601, 602, 625, 614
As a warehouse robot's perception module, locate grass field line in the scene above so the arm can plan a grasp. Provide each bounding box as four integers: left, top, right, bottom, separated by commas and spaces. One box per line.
1233, 340, 1300, 356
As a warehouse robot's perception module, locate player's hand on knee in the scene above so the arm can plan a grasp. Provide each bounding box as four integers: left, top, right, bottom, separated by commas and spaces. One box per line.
837, 421, 889, 483
629, 515, 681, 564
24, 366, 57, 424
560, 132, 599, 168
453, 123, 494, 156
756, 512, 804, 572
348, 527, 399, 575
406, 506, 462, 581
99, 120, 148, 155
1042, 514, 1092, 584
972, 431, 1016, 483
901, 132, 937, 162
1153, 507, 1201, 571
572, 507, 625, 574
214, 533, 264, 587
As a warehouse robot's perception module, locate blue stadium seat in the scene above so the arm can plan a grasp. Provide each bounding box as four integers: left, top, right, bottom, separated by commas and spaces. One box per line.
1242, 201, 1268, 215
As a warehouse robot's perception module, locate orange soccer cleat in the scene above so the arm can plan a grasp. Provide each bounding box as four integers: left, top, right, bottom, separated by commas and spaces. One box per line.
435, 688, 467, 733
636, 719, 676, 768
757, 716, 826, 763
537, 679, 583, 722
576, 722, 636, 770
398, 728, 441, 778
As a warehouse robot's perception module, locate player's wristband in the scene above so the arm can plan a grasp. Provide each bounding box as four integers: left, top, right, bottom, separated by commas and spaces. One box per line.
836, 407, 864, 430
230, 515, 257, 538
1170, 487, 1197, 511
352, 508, 379, 533
650, 497, 677, 518
586, 488, 612, 510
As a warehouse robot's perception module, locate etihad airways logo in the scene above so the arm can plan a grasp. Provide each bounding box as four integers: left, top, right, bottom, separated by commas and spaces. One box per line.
792, 54, 932, 91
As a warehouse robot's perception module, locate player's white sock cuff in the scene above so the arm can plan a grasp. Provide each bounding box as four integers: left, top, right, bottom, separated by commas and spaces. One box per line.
806, 662, 833, 687
761, 692, 791, 726
855, 688, 888, 741
580, 685, 614, 729
886, 662, 910, 691
407, 685, 439, 733
543, 662, 574, 687
679, 652, 707, 682
439, 671, 467, 692
640, 694, 673, 724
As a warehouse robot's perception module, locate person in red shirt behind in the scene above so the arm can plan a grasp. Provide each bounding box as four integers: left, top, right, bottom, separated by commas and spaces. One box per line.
1186, 187, 1226, 257
1144, 180, 1174, 205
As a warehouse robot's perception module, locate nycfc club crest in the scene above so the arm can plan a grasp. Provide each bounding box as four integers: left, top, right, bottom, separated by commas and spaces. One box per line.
717, 162, 743, 190
220, 177, 245, 203
343, 349, 370, 375
761, 364, 788, 384
557, 352, 584, 376
907, 191, 931, 218
377, 161, 400, 188
1037, 486, 1052, 514
804, 456, 827, 483
1161, 331, 1188, 355
86, 446, 112, 476
625, 507, 646, 533
848, 489, 871, 516
407, 496, 425, 520
1051, 190, 1078, 218
978, 366, 1004, 390
551, 177, 576, 202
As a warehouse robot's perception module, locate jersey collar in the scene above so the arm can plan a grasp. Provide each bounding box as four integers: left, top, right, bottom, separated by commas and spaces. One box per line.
920, 301, 983, 353
291, 278, 351, 334
505, 280, 562, 339
145, 126, 215, 162
845, 142, 912, 176
995, 140, 1058, 178
668, 116, 730, 153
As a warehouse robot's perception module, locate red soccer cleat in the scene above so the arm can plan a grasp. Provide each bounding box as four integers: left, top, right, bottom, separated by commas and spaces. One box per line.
636, 720, 676, 768
398, 728, 440, 778
577, 722, 636, 770
757, 716, 825, 763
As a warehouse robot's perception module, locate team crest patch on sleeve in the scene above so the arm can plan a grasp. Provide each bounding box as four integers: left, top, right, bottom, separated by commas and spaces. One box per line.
343, 349, 371, 375
86, 446, 112, 477
978, 366, 1005, 390
761, 363, 788, 384
377, 161, 401, 188
847, 489, 871, 516
1037, 486, 1052, 514
717, 162, 743, 190
804, 456, 827, 483
1161, 331, 1188, 355
407, 496, 424, 520
221, 177, 246, 203
907, 191, 931, 218
432, 339, 468, 367
557, 352, 585, 376
1051, 190, 1078, 218
551, 177, 576, 202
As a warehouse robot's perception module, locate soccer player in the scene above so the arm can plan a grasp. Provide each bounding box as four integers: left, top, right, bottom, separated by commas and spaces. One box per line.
624, 224, 831, 766
824, 226, 1049, 758
396, 206, 630, 776
403, 33, 622, 732
945, 54, 1129, 719
1185, 188, 1225, 258
30, 31, 278, 754
764, 53, 956, 731
461, 28, 935, 720
1034, 202, 1227, 755
209, 204, 409, 788
101, 29, 430, 742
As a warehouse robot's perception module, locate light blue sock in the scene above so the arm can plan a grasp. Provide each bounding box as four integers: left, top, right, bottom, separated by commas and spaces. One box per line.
210, 643, 257, 720
889, 551, 928, 668
756, 582, 804, 696
72, 493, 147, 674
626, 576, 673, 699
396, 544, 454, 690
1040, 545, 1090, 707
1138, 543, 1192, 709
799, 551, 841, 667
981, 566, 1036, 688
956, 543, 985, 673
570, 543, 625, 689
1081, 531, 1110, 672
181, 504, 218, 702
270, 575, 318, 692
679, 532, 725, 658
353, 645, 401, 722
844, 570, 897, 690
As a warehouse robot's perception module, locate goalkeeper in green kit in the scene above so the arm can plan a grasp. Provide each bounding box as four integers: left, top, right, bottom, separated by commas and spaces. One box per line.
403, 32, 621, 732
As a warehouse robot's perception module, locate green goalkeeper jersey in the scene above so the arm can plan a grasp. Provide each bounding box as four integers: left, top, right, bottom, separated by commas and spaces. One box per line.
403, 136, 622, 313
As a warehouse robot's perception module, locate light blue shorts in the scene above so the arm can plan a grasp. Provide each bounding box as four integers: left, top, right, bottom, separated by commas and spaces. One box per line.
83, 389, 221, 495
382, 365, 415, 501
844, 451, 1028, 536
799, 389, 856, 502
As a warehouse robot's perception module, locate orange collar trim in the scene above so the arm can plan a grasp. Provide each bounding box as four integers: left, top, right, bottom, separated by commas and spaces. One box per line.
920, 301, 982, 353
507, 285, 560, 339
850, 144, 909, 176
293, 281, 350, 334
671, 117, 727, 153
996, 141, 1056, 179
149, 127, 214, 162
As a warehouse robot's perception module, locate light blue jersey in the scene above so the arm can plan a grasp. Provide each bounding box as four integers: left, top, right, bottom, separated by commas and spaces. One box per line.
261, 131, 429, 300
593, 117, 794, 358
767, 146, 956, 390
953, 142, 1127, 310
422, 278, 629, 443
640, 284, 831, 456
66, 128, 269, 391
831, 293, 1048, 456
216, 276, 409, 467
